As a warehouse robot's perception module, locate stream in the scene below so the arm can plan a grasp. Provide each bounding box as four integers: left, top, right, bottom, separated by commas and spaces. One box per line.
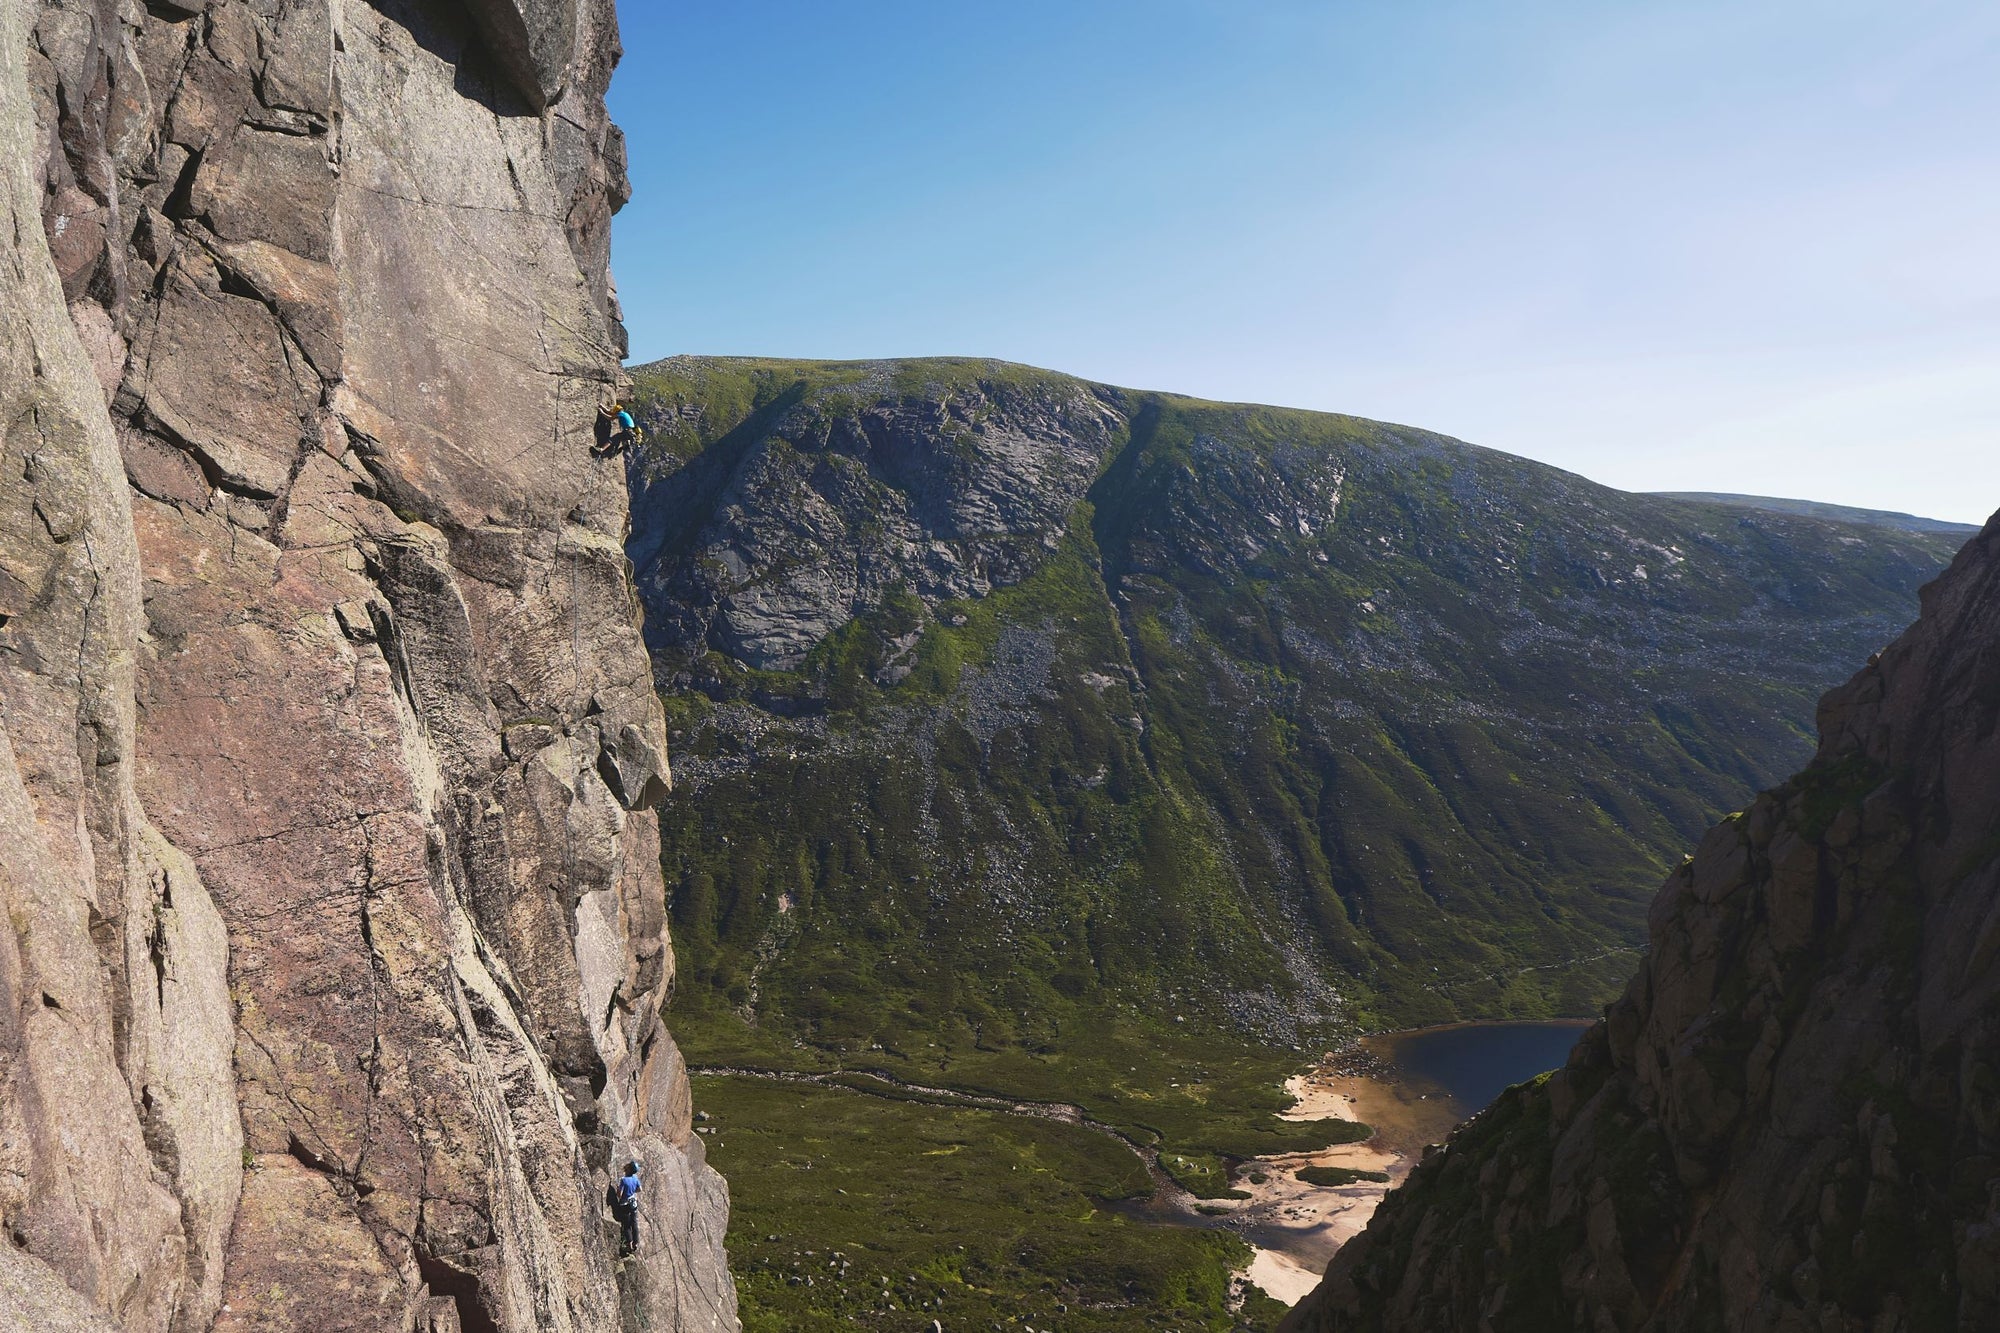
689, 1064, 1205, 1211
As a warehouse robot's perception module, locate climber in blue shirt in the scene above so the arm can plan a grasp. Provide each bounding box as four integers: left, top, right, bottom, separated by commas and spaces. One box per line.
614, 1160, 642, 1257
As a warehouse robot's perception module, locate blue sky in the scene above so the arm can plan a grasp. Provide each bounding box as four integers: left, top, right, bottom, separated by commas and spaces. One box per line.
608, 2, 2000, 525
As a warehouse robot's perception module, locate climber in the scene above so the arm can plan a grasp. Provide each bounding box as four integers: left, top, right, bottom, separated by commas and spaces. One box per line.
594, 401, 638, 456
614, 1159, 642, 1258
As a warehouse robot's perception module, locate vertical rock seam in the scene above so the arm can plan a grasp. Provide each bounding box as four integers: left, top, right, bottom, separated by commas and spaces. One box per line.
1282, 513, 2000, 1331
2, 0, 734, 1330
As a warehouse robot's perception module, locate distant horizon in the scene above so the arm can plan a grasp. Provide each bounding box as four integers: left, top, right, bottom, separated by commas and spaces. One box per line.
609, 3, 1999, 525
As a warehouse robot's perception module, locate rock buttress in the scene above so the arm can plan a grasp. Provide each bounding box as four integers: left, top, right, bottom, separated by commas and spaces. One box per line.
1282, 514, 2000, 1331
3, 0, 735, 1329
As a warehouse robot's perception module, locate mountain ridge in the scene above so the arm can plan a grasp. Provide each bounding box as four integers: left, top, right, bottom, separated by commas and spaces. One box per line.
621, 354, 1966, 1065
1653, 491, 1979, 536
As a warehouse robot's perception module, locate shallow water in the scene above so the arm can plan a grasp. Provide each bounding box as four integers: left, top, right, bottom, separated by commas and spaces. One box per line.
1379, 1020, 1591, 1114
1114, 1019, 1603, 1307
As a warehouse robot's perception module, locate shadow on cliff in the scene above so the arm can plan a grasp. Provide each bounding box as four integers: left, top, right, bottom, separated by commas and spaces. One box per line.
374, 0, 542, 119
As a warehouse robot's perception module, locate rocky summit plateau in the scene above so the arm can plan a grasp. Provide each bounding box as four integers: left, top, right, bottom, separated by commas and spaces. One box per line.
1, 0, 731, 1330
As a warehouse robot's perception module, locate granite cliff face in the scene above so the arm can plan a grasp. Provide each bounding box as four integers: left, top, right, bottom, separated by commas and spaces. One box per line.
623, 356, 1963, 1060
1, 0, 734, 1329
1283, 512, 2000, 1332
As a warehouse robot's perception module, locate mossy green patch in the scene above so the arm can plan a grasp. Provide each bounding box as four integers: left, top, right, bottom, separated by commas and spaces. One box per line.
697, 1074, 1280, 1333
674, 997, 1371, 1199
1293, 1165, 1390, 1187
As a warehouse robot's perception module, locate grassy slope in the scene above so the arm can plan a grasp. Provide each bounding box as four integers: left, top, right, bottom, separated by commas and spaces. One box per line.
699, 1074, 1290, 1332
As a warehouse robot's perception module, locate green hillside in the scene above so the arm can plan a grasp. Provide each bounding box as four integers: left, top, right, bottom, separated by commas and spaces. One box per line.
624, 357, 1963, 1074
698, 1073, 1286, 1333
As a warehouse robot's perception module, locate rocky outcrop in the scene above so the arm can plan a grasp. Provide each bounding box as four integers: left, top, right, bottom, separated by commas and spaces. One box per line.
2, 0, 731, 1329
1283, 512, 2000, 1331
630, 359, 1125, 674
462, 0, 579, 110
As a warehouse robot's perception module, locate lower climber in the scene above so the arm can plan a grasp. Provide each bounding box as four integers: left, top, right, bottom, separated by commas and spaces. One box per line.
614, 1159, 642, 1257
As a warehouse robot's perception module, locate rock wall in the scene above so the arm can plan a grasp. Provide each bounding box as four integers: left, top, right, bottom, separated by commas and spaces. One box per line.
1, 0, 735, 1329
1282, 512, 2000, 1331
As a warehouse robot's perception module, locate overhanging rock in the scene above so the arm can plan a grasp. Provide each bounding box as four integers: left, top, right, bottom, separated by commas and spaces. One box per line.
462, 0, 577, 109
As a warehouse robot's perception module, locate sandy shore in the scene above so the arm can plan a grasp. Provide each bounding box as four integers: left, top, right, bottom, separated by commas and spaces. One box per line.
1231, 1061, 1468, 1307
1278, 1070, 1360, 1124
1243, 1247, 1328, 1305
1230, 1137, 1402, 1265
